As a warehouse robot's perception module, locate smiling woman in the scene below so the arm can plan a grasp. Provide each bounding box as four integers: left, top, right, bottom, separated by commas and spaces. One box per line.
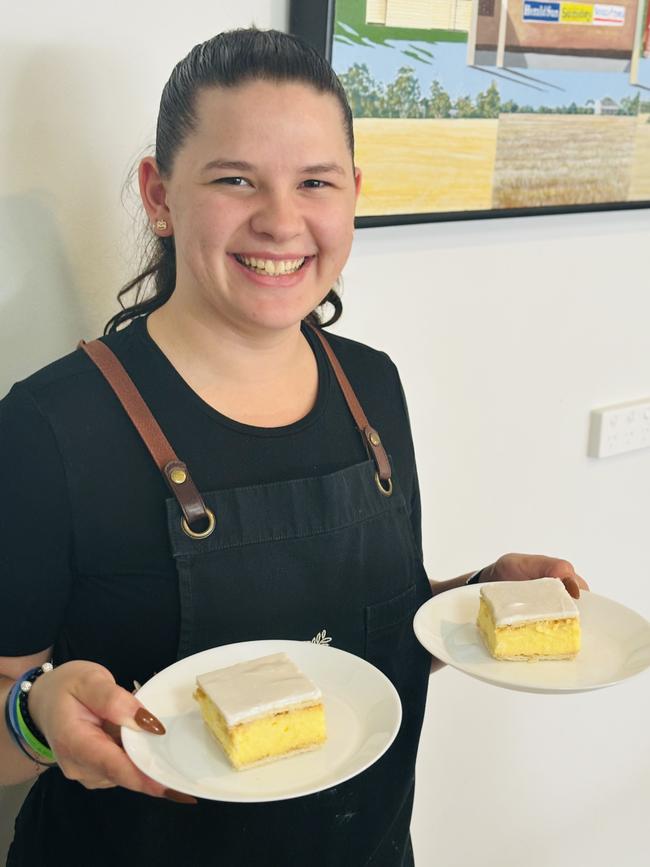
0, 27, 433, 867
105, 29, 357, 336
132, 77, 365, 427
138, 80, 360, 345
0, 25, 587, 867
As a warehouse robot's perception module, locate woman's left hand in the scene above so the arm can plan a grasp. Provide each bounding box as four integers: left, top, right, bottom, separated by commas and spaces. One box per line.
480, 553, 589, 599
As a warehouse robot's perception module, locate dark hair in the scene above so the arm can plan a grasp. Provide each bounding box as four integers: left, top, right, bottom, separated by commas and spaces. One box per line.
105, 28, 354, 335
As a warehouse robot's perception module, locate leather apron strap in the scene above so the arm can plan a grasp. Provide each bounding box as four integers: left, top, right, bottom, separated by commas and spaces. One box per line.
305, 322, 392, 490
78, 339, 215, 537
78, 321, 393, 537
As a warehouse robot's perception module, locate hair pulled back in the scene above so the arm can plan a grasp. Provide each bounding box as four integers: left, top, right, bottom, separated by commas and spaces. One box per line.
105, 28, 354, 334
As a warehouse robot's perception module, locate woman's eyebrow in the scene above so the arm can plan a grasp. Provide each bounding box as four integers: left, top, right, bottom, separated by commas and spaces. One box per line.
301, 162, 345, 175
201, 159, 254, 173
201, 159, 346, 175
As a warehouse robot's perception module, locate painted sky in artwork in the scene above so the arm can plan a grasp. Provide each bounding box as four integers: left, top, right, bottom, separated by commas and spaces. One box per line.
332, 0, 649, 110
638, 55, 650, 87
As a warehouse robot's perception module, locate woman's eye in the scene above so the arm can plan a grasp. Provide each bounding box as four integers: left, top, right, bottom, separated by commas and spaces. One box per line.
213, 176, 250, 187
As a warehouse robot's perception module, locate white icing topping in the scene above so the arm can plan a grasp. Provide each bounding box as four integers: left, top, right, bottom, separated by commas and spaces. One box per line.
196, 652, 322, 726
480, 577, 579, 627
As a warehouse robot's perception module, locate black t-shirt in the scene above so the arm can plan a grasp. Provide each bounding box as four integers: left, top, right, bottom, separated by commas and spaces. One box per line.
0, 317, 422, 688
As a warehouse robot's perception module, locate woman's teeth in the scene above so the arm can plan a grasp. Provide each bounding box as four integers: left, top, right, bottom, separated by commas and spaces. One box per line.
235, 255, 306, 276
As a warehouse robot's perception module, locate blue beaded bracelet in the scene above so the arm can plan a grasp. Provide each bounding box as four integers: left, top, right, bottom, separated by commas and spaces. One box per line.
4, 663, 56, 766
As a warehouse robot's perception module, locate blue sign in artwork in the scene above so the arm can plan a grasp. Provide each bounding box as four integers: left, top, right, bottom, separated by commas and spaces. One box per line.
523, 1, 562, 21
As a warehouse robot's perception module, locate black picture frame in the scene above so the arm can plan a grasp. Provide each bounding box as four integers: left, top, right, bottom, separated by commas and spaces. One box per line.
290, 0, 650, 227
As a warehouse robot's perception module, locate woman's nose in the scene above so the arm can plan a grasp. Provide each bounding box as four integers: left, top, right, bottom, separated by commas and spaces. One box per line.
250, 192, 305, 241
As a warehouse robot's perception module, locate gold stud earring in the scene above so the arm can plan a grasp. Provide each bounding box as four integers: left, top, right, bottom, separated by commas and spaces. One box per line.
154, 219, 168, 231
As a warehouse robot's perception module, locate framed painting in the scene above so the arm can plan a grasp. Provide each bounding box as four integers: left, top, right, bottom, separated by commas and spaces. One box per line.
290, 0, 650, 225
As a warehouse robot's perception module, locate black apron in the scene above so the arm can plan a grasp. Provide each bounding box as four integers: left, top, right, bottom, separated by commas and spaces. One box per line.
12, 326, 431, 867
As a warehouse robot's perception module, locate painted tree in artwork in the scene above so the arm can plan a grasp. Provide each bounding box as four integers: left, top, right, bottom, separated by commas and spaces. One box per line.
500, 99, 520, 114
425, 80, 452, 118
619, 92, 641, 115
475, 82, 501, 118
384, 66, 422, 118
453, 95, 475, 118
338, 63, 383, 117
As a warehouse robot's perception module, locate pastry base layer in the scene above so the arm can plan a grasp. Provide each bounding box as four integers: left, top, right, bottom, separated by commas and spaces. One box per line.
476, 598, 581, 661
194, 687, 327, 770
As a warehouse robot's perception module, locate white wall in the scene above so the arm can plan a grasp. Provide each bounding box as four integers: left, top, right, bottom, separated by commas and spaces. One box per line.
2, 3, 649, 864
341, 213, 650, 866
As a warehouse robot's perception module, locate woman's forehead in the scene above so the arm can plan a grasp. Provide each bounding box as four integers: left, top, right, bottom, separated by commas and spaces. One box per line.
166, 81, 353, 177
190, 81, 349, 148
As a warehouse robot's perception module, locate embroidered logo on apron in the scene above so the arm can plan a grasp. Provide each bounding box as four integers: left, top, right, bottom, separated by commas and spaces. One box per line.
311, 629, 332, 646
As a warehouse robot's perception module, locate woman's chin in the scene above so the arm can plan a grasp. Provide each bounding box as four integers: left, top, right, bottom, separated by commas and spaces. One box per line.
232, 294, 325, 333
244, 308, 314, 333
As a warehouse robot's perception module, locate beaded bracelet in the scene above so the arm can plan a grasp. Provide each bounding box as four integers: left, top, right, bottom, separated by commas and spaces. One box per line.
4, 663, 56, 766
4, 680, 39, 764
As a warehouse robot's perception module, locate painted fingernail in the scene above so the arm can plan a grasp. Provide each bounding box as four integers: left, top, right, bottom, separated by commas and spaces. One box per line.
134, 707, 166, 735
164, 788, 197, 804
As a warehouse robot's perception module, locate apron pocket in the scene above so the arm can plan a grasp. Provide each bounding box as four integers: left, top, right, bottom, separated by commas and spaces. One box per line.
366, 584, 417, 635
364, 584, 418, 686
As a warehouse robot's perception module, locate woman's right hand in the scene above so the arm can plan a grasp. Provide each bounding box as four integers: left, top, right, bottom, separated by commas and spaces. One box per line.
27, 660, 196, 803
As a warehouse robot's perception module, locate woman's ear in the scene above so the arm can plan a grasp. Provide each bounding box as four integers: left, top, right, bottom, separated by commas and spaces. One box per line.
139, 157, 172, 234
354, 166, 362, 200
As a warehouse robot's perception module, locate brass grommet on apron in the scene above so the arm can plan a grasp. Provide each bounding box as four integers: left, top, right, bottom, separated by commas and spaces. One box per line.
374, 473, 393, 497
170, 468, 187, 485
181, 508, 216, 539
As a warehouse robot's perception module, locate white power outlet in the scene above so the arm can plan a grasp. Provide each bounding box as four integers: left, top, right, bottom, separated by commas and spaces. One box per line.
588, 398, 650, 458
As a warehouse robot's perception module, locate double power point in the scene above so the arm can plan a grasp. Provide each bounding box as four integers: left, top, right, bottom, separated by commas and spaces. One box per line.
588, 398, 650, 458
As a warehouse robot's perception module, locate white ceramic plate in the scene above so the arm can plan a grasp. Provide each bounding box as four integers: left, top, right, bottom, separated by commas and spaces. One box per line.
122, 639, 401, 802
413, 585, 650, 694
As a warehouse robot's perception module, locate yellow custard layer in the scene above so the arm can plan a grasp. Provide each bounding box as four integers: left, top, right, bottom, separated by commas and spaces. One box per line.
194, 686, 326, 769
477, 597, 581, 660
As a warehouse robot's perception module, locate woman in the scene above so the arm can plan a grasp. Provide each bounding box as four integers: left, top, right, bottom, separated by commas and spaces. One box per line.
0, 29, 587, 866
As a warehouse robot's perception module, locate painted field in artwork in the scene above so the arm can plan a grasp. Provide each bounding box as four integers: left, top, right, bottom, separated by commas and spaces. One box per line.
628, 115, 650, 201
354, 118, 498, 216
492, 115, 639, 209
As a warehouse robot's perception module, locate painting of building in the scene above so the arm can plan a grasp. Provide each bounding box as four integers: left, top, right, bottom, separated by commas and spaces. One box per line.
468, 0, 644, 72
366, 0, 473, 33
593, 96, 622, 114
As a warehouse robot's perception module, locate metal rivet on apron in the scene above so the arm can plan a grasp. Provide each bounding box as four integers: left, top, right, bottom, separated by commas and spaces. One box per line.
170, 468, 187, 485
374, 473, 393, 497
367, 430, 381, 447
181, 508, 216, 539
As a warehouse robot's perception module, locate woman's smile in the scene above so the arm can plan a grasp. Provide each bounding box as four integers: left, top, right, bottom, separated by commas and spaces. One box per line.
229, 252, 314, 286
232, 253, 307, 276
